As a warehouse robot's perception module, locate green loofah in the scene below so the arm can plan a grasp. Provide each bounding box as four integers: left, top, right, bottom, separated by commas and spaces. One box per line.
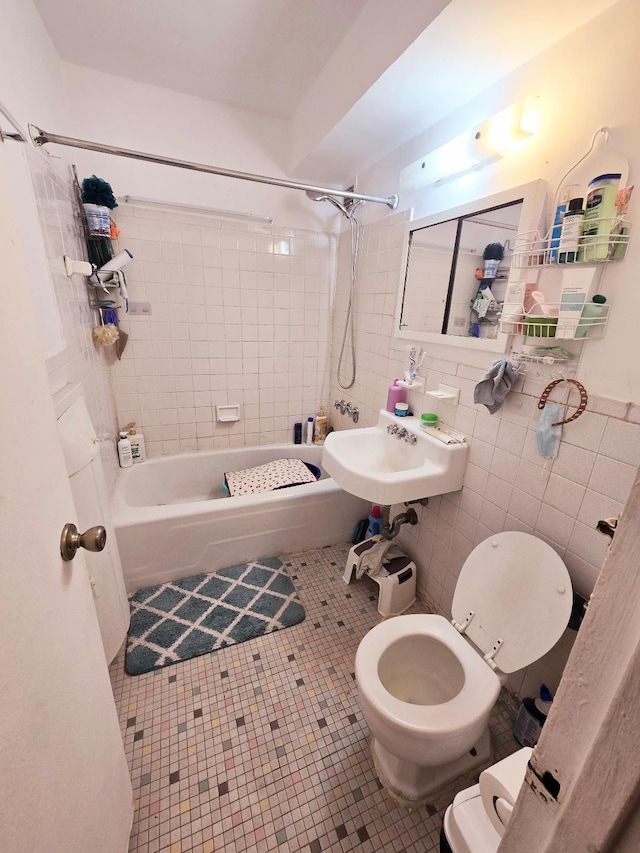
81, 175, 118, 209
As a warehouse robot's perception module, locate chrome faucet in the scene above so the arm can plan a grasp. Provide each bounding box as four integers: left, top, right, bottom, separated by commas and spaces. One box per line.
396, 427, 409, 440
386, 423, 399, 435
345, 403, 359, 424
334, 399, 359, 423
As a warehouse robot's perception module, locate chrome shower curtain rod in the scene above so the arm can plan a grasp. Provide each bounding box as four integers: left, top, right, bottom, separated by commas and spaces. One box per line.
29, 125, 399, 210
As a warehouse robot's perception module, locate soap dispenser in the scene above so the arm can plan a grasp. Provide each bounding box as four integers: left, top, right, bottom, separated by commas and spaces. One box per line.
386, 379, 405, 413
126, 422, 146, 463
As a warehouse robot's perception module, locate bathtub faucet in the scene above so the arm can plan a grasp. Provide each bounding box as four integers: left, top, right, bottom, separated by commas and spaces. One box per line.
334, 399, 359, 423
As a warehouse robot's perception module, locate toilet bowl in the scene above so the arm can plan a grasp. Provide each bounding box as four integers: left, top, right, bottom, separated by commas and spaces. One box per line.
355, 532, 572, 803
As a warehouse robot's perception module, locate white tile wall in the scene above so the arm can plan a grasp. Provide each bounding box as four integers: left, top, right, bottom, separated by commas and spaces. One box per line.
110, 205, 335, 456
28, 149, 120, 491
330, 210, 640, 697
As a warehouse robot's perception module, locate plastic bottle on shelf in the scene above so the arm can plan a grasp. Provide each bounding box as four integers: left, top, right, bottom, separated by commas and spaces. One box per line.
549, 185, 580, 262
580, 173, 622, 261
386, 379, 404, 413
558, 198, 585, 263
306, 417, 314, 445
366, 505, 382, 538
575, 294, 607, 338
117, 431, 133, 468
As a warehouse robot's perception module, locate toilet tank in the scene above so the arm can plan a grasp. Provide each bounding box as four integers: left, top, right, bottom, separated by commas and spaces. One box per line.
54, 384, 129, 663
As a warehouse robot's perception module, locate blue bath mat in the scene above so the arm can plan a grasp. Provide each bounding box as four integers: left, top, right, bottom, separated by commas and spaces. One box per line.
125, 558, 306, 675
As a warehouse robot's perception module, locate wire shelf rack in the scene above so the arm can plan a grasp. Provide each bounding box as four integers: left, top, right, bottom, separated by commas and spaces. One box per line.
499, 302, 609, 340
512, 218, 631, 268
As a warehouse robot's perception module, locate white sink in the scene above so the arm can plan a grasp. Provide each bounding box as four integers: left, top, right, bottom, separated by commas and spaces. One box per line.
322, 409, 468, 505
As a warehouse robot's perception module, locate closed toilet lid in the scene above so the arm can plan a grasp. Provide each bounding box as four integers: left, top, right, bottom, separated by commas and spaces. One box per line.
452, 532, 572, 673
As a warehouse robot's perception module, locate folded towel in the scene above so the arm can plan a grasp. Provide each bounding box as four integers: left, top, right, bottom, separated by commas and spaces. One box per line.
224, 458, 316, 497
474, 359, 519, 414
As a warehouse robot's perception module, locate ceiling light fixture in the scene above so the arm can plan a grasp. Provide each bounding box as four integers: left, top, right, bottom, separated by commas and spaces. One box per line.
400, 96, 541, 193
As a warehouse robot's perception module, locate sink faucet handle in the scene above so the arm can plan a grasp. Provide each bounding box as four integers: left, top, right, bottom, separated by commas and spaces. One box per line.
387, 424, 399, 434
407, 433, 417, 445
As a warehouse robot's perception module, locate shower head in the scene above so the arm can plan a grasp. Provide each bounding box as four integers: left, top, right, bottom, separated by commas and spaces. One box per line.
304, 189, 364, 219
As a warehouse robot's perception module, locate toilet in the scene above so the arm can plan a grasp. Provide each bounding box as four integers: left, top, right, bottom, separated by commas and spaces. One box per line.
355, 532, 571, 803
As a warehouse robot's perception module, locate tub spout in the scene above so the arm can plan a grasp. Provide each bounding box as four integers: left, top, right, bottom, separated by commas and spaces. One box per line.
381, 507, 418, 540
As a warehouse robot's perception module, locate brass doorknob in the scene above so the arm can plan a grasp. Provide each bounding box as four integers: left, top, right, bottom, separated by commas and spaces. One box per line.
60, 523, 107, 562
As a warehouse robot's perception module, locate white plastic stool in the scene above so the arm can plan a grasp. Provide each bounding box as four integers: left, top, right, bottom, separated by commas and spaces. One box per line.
370, 547, 416, 616
343, 540, 416, 616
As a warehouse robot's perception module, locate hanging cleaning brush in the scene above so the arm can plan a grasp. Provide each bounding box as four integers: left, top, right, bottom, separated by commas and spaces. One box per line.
81, 175, 118, 209
482, 242, 504, 279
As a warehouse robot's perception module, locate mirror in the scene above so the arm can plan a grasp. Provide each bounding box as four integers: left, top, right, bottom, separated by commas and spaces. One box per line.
394, 181, 547, 352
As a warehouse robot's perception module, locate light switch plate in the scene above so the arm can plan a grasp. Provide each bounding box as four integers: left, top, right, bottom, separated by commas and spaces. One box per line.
128, 302, 152, 315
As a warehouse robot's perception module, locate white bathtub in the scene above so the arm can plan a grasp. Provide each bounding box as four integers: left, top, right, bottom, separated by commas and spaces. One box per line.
112, 444, 369, 592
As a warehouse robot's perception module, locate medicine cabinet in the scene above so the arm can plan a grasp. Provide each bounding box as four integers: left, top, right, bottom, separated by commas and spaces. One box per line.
394, 180, 547, 353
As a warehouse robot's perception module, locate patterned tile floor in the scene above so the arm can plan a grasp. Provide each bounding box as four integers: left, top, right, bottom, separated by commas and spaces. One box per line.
109, 543, 520, 853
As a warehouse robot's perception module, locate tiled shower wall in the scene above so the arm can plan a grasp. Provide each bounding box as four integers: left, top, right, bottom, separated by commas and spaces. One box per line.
330, 211, 640, 698
111, 205, 335, 456
29, 149, 120, 491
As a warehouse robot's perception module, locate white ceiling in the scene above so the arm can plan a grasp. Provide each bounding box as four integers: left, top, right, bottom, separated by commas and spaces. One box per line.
34, 0, 622, 183
33, 0, 368, 119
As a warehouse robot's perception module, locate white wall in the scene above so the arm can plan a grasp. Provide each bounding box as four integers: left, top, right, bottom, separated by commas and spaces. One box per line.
110, 204, 335, 454
0, 0, 121, 484
354, 0, 640, 401
0, 0, 68, 130
59, 63, 338, 233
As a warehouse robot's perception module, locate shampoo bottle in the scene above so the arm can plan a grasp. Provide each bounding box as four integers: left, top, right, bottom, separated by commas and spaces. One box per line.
386, 379, 404, 413
575, 295, 607, 338
558, 198, 585, 263
117, 431, 133, 468
127, 422, 146, 463
306, 416, 314, 445
549, 185, 580, 261
313, 406, 328, 444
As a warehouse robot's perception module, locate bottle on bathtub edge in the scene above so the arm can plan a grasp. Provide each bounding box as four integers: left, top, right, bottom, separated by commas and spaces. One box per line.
313, 406, 328, 445
117, 432, 133, 468
126, 422, 146, 463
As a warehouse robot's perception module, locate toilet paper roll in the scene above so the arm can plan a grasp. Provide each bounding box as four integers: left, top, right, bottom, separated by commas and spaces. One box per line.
479, 747, 532, 837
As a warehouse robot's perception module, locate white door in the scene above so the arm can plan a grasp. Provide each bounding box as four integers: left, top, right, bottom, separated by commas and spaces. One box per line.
0, 141, 133, 851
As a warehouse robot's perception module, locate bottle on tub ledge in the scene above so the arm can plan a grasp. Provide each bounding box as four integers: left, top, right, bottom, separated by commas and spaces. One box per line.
125, 422, 146, 463
117, 431, 133, 468
313, 406, 328, 445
